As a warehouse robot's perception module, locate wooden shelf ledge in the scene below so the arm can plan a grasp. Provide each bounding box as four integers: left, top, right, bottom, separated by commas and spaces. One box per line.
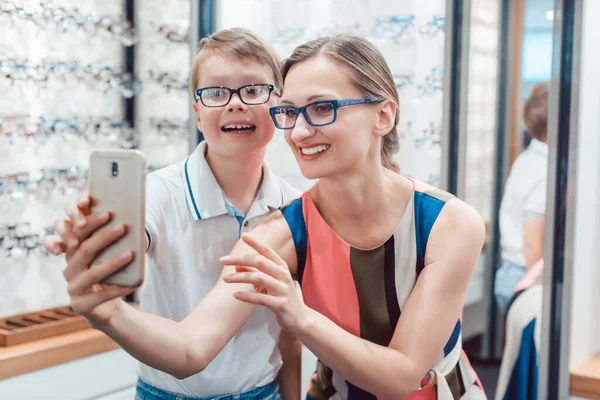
0, 328, 119, 380
571, 354, 600, 399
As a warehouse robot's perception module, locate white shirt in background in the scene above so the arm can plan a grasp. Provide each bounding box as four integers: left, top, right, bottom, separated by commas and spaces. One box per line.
499, 139, 548, 267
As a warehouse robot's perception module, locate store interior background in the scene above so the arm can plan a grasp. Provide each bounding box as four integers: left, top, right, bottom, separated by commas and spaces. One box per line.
0, 0, 599, 399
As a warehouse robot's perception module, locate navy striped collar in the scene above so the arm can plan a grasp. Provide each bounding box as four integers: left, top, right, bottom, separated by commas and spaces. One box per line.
183, 141, 284, 220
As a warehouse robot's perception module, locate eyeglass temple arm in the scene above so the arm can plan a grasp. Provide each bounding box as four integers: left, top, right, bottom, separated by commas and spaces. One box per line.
337, 98, 378, 107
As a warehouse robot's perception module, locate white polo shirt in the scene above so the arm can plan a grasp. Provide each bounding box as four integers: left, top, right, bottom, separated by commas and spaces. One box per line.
499, 139, 548, 266
138, 141, 300, 396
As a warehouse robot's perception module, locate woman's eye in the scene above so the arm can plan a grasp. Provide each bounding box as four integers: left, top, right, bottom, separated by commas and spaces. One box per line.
315, 104, 333, 113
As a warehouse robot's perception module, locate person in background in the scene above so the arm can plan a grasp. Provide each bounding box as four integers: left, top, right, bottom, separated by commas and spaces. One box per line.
494, 81, 549, 314
494, 82, 550, 400
44, 28, 302, 400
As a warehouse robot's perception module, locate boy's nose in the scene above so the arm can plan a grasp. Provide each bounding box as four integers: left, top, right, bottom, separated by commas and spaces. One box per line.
227, 94, 247, 111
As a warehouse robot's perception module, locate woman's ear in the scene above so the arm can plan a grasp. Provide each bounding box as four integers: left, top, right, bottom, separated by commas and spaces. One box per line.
374, 100, 397, 137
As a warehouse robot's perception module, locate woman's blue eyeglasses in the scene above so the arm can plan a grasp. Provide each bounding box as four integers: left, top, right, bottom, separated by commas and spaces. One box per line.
269, 98, 380, 129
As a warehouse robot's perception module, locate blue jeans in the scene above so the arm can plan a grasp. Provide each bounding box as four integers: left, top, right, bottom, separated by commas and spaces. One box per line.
494, 260, 527, 314
135, 378, 281, 400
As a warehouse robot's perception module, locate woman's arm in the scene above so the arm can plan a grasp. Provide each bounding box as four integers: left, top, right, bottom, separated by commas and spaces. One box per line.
62, 211, 296, 379
523, 217, 544, 269
224, 199, 485, 398
277, 328, 303, 400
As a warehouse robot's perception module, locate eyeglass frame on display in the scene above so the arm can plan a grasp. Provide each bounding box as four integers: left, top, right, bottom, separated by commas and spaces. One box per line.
0, 0, 138, 46
0, 56, 142, 98
0, 115, 137, 148
150, 21, 190, 43
370, 15, 416, 42
419, 15, 445, 37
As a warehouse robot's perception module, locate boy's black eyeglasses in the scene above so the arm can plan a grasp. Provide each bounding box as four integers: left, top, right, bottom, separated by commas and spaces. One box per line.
195, 84, 281, 107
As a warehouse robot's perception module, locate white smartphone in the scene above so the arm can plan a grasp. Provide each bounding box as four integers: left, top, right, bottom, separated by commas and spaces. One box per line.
88, 149, 146, 287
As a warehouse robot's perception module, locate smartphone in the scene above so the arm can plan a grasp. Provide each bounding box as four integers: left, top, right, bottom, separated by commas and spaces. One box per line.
88, 149, 146, 287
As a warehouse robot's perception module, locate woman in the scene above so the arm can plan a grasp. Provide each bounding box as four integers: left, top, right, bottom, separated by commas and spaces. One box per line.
220, 35, 487, 399
52, 35, 487, 399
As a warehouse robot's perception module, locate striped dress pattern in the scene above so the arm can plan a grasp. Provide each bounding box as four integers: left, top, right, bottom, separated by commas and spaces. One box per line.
281, 182, 487, 399
494, 284, 542, 400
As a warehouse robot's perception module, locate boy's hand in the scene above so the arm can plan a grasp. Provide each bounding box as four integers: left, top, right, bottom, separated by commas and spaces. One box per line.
44, 195, 97, 259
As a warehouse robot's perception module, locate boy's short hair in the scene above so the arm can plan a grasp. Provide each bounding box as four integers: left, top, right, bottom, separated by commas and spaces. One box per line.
523, 81, 549, 141
189, 28, 283, 98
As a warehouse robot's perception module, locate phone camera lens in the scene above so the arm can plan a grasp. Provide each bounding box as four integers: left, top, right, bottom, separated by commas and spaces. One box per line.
111, 162, 118, 177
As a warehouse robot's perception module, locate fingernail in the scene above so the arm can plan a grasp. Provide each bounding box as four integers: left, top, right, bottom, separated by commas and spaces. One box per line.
220, 255, 231, 262
77, 220, 87, 228
101, 212, 110, 220
120, 250, 132, 261
113, 224, 124, 234
68, 238, 78, 248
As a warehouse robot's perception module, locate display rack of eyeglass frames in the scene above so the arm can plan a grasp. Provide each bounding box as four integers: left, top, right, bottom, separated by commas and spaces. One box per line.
215, 0, 447, 191
0, 0, 134, 318
135, 0, 192, 169
0, 0, 194, 318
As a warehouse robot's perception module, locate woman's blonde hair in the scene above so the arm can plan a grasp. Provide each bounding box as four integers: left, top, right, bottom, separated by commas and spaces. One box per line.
282, 35, 401, 172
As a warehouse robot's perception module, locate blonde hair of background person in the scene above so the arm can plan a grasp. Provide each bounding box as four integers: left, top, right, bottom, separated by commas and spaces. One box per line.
44, 28, 302, 400
46, 34, 486, 399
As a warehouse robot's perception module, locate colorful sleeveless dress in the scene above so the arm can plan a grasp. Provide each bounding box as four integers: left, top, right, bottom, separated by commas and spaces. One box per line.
280, 181, 487, 399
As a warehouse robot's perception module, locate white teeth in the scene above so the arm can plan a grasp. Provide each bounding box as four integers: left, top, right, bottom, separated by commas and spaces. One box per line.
301, 145, 330, 155
223, 124, 253, 130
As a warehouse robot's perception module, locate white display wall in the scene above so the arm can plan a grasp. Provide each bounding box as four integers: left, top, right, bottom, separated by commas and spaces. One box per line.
464, 0, 499, 228
569, 0, 600, 372
463, 0, 500, 310
215, 0, 446, 191
0, 0, 193, 318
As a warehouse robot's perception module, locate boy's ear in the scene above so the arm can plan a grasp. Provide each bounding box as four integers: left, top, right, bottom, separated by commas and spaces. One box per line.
192, 102, 203, 130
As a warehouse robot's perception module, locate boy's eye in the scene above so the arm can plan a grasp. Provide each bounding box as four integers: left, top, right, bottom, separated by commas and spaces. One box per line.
243, 86, 267, 97
206, 89, 226, 98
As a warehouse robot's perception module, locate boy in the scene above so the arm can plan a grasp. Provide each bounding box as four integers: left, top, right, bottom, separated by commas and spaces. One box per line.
45, 28, 301, 400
